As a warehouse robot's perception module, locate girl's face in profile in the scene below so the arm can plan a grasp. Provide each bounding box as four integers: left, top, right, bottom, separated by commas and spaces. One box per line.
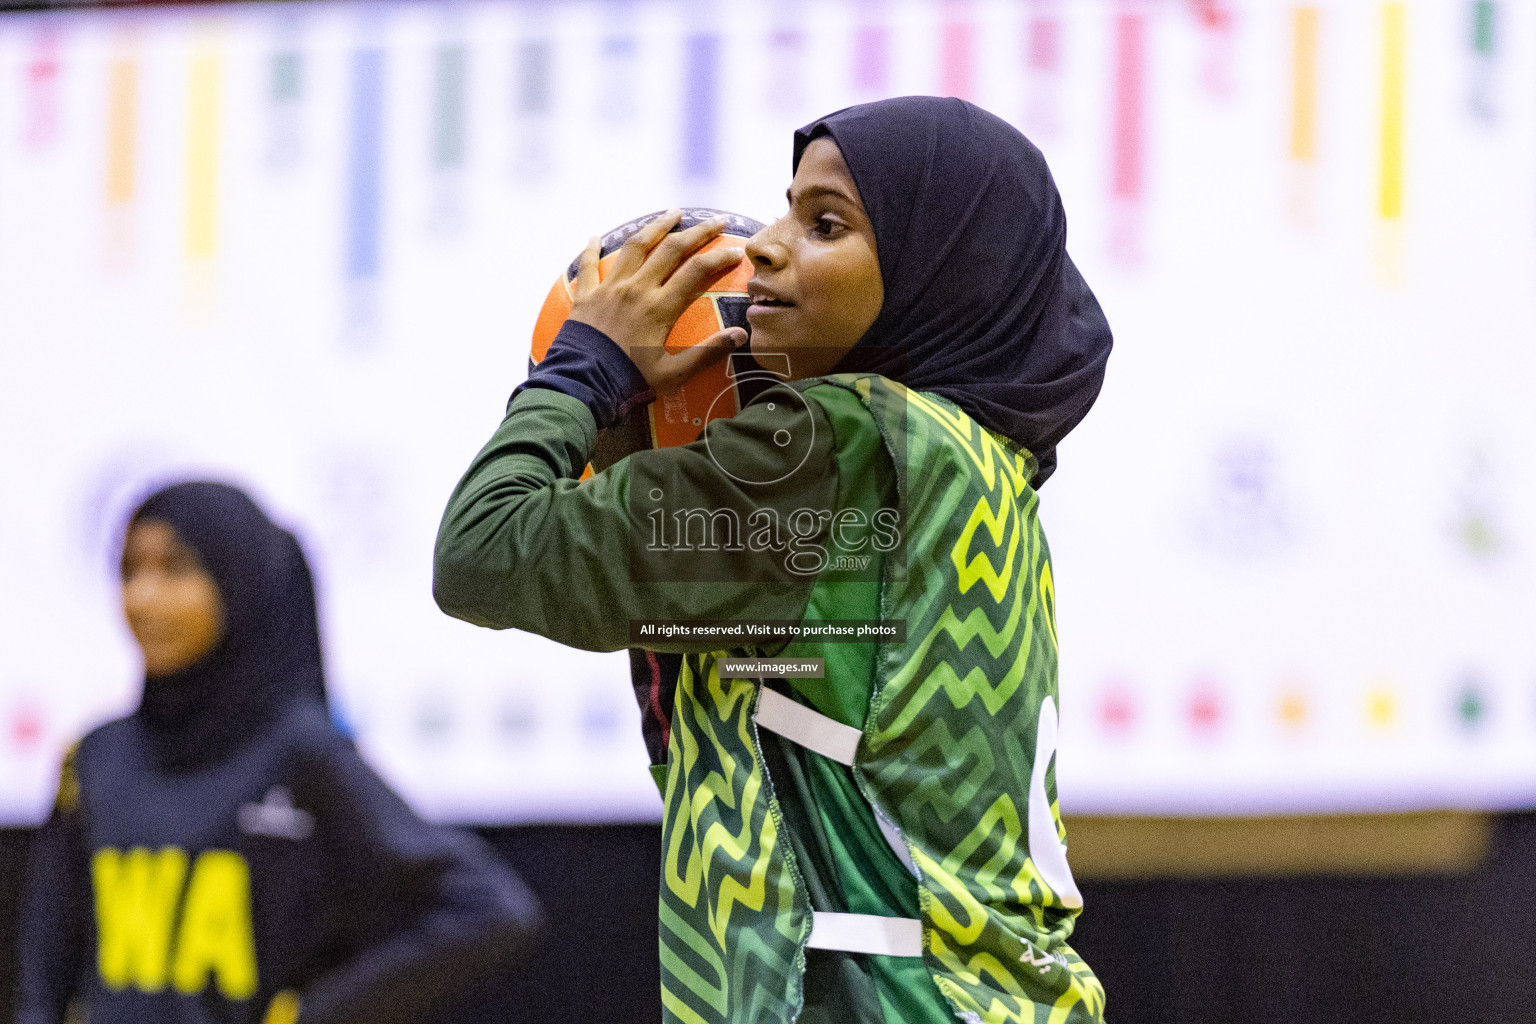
121, 520, 224, 677
745, 136, 884, 380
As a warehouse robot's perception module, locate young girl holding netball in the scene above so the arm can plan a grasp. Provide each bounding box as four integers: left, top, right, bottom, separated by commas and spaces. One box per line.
435, 96, 1113, 1024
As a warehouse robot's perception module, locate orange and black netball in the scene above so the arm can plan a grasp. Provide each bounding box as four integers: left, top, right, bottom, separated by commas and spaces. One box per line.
529, 209, 766, 470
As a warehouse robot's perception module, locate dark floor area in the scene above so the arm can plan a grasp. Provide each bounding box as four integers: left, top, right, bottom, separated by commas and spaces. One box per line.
6, 813, 1536, 1023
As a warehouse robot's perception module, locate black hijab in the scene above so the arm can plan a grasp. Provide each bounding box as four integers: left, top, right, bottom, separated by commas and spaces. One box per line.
127, 481, 327, 772
793, 96, 1113, 485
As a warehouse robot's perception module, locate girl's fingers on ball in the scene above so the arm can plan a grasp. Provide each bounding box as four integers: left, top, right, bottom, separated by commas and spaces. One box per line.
613, 209, 682, 277
670, 216, 729, 253
573, 235, 601, 296
661, 247, 746, 307
640, 216, 727, 285
656, 328, 744, 392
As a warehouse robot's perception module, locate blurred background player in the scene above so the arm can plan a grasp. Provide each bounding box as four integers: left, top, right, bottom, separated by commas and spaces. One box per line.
17, 481, 540, 1024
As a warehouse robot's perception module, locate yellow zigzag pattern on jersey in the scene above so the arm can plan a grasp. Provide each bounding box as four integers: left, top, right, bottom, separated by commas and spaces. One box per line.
653, 375, 1105, 1024
659, 656, 805, 1024
869, 388, 1045, 742
849, 377, 1106, 1024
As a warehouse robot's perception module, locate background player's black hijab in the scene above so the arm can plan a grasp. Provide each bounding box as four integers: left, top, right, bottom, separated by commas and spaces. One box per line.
126, 481, 327, 772
794, 95, 1113, 485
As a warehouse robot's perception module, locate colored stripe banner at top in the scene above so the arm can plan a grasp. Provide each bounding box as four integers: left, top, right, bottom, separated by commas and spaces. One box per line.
25, 27, 61, 148
433, 44, 467, 170
186, 48, 220, 263
1290, 6, 1318, 163
1027, 11, 1060, 73
266, 28, 304, 170
105, 54, 137, 206
1190, 0, 1233, 96
767, 20, 805, 112
1471, 0, 1496, 56
853, 20, 888, 94
513, 37, 552, 179
1023, 4, 1063, 139
940, 2, 976, 101
596, 0, 638, 122
853, 0, 889, 94
516, 39, 551, 118
1467, 0, 1497, 119
1378, 2, 1405, 221
1190, 0, 1230, 30
272, 43, 301, 104
346, 47, 384, 282
681, 33, 717, 180
598, 31, 637, 122
1111, 10, 1146, 203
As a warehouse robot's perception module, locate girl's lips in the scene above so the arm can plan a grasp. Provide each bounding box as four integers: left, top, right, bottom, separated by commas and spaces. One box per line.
747, 301, 793, 317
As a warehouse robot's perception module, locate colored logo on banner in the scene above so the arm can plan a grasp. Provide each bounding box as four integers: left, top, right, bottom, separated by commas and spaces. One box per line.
1097, 681, 1138, 738
1186, 679, 1224, 736
497, 701, 538, 744
1455, 677, 1488, 731
1276, 685, 1309, 731
9, 704, 44, 753
1449, 445, 1507, 562
1365, 683, 1398, 730
1190, 437, 1296, 559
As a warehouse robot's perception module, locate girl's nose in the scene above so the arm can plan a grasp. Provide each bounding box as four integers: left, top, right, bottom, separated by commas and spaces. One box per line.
746, 218, 788, 270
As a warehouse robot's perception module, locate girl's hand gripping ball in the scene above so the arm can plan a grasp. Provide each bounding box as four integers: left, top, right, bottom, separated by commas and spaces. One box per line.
529, 208, 768, 467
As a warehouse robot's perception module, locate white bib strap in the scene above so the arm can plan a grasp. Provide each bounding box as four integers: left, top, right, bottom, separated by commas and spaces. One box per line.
754, 687, 861, 765
807, 912, 924, 958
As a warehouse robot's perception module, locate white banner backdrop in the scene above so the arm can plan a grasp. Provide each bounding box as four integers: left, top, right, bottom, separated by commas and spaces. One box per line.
1, 0, 1533, 823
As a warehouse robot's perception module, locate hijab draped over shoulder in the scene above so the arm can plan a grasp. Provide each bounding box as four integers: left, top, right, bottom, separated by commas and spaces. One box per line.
128, 481, 327, 772
793, 95, 1113, 485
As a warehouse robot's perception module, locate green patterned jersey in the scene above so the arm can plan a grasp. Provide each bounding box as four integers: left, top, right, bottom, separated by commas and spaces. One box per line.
655, 377, 1104, 1024
839, 376, 1103, 1023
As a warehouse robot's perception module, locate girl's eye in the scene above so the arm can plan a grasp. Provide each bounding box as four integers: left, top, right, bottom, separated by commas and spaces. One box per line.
812, 216, 842, 238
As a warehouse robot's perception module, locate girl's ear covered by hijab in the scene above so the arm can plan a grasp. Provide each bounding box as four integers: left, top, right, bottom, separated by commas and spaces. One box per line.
127, 481, 327, 772
793, 95, 1113, 485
